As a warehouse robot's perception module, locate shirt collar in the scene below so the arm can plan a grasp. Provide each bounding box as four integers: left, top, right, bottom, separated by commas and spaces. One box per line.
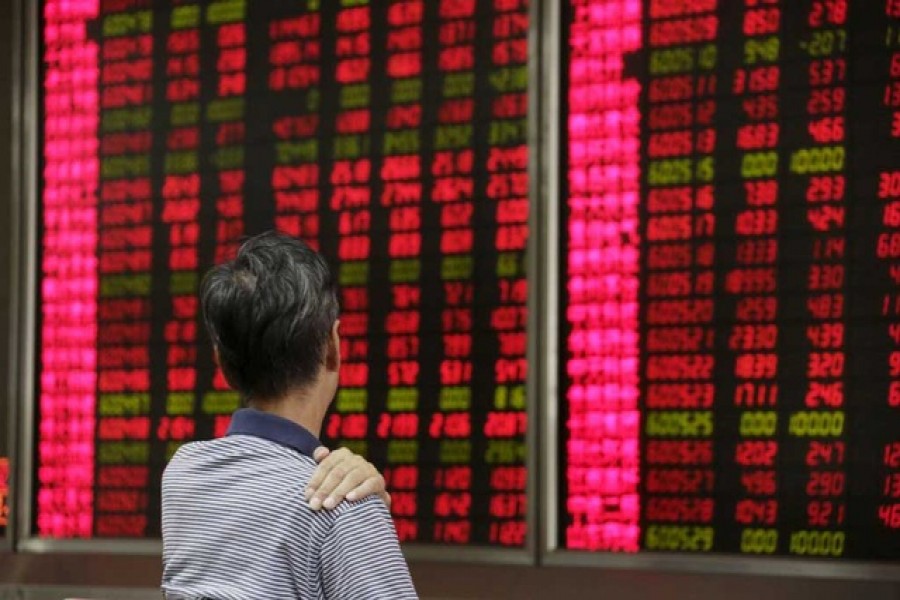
226, 408, 322, 458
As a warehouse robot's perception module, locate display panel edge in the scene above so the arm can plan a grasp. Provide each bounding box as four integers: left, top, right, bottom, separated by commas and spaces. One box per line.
538, 0, 562, 559
15, 0, 39, 550
525, 0, 545, 566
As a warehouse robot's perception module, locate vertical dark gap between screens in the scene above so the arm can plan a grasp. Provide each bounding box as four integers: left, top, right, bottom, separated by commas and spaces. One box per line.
556, 0, 573, 550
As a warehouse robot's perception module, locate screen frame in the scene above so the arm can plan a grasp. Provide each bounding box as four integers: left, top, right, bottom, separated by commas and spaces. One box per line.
0, 0, 24, 555
537, 0, 900, 581
15, 0, 39, 553
15, 0, 539, 564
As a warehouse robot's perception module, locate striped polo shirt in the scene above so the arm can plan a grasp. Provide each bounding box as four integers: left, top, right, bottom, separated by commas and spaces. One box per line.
161, 408, 418, 599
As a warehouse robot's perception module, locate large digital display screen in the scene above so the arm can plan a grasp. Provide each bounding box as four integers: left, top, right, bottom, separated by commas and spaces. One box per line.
560, 0, 900, 559
38, 0, 528, 546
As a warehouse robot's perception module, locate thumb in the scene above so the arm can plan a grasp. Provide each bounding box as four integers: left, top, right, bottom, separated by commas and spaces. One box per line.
313, 446, 331, 462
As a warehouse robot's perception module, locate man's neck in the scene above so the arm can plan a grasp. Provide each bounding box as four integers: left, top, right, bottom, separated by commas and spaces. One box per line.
251, 387, 328, 438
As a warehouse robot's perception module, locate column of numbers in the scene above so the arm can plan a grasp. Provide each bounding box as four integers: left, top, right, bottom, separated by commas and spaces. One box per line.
195, 4, 249, 440
485, 0, 529, 547
642, 1, 718, 554
38, 0, 100, 538
564, 0, 642, 552
381, 0, 425, 541
429, 0, 476, 545
730, 0, 782, 555
159, 5, 205, 461
787, 0, 849, 559
873, 0, 900, 537
269, 9, 322, 247
327, 2, 373, 458
94, 2, 154, 537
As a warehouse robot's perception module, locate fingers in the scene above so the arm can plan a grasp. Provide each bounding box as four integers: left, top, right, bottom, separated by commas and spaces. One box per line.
305, 447, 351, 504
311, 459, 363, 510
305, 447, 389, 511
319, 467, 373, 510
313, 446, 331, 462
344, 475, 387, 502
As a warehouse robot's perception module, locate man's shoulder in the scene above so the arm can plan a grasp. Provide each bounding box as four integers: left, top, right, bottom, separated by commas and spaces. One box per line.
164, 436, 316, 477
315, 496, 415, 597
162, 437, 319, 522
165, 437, 228, 465
323, 495, 392, 531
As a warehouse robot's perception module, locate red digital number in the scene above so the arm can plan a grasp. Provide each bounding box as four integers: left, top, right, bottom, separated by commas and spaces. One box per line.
806, 441, 845, 467
390, 492, 418, 517
735, 499, 778, 525
878, 504, 900, 529
744, 179, 778, 205
807, 117, 844, 143
429, 413, 471, 438
808, 0, 847, 26
807, 88, 846, 115
806, 471, 845, 496
808, 58, 846, 86
740, 470, 777, 495
735, 441, 778, 467
808, 500, 844, 526
743, 8, 780, 35
885, 443, 900, 468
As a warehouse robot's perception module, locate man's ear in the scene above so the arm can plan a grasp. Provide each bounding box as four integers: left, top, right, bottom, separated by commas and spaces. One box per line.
325, 320, 341, 372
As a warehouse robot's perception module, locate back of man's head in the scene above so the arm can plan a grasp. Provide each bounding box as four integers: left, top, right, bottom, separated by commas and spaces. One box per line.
200, 231, 339, 402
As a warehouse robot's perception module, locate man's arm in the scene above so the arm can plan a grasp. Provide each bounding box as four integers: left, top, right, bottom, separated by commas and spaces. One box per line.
307, 447, 391, 510
320, 499, 417, 599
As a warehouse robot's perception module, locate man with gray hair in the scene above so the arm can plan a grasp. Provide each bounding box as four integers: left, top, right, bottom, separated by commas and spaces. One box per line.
161, 231, 417, 599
